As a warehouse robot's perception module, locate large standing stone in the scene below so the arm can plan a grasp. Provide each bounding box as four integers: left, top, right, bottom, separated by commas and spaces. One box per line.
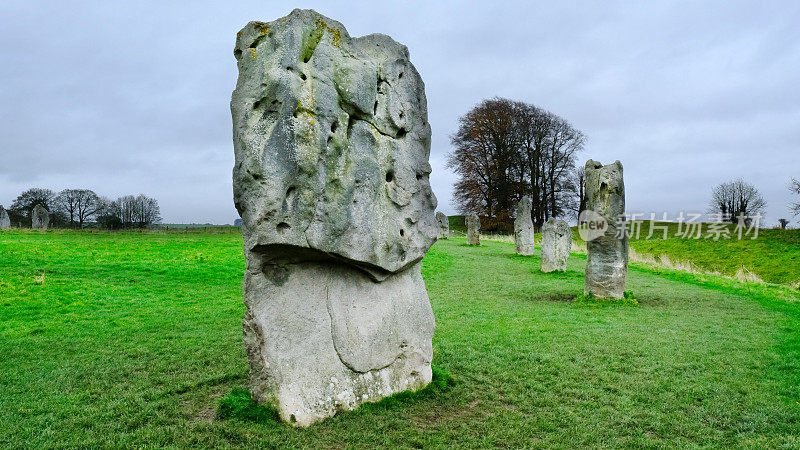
31, 204, 49, 230
514, 196, 534, 255
0, 206, 10, 228
435, 212, 449, 239
583, 160, 627, 299
540, 218, 572, 272
466, 212, 480, 245
232, 9, 437, 426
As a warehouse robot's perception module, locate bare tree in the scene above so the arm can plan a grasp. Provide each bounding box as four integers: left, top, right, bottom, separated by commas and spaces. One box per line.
709, 179, 767, 223
541, 114, 585, 220
448, 97, 584, 230
574, 166, 586, 221
102, 194, 161, 228
54, 189, 101, 228
790, 178, 800, 219
133, 194, 162, 226
447, 98, 520, 228
9, 188, 55, 219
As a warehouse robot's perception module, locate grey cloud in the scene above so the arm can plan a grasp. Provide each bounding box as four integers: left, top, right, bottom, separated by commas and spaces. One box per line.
1, 1, 799, 225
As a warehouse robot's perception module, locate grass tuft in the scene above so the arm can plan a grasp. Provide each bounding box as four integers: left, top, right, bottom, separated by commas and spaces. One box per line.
217, 387, 281, 424
574, 290, 638, 305
354, 365, 455, 412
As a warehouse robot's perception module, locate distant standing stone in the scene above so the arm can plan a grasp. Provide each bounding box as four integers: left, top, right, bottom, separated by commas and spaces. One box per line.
466, 212, 480, 245
436, 212, 449, 239
583, 160, 627, 299
514, 196, 534, 255
540, 218, 572, 272
0, 206, 10, 228
32, 204, 49, 230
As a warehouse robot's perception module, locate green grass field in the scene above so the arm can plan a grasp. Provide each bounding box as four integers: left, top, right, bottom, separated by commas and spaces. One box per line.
625, 221, 800, 285
1, 229, 799, 447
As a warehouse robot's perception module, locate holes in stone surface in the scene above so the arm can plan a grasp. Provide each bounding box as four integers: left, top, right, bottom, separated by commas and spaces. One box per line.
331, 121, 338, 133
234, 49, 242, 59
385, 171, 394, 183
400, 229, 405, 237
416, 173, 422, 180
290, 414, 297, 423
396, 128, 407, 138
398, 72, 404, 79
600, 182, 607, 190
399, 111, 404, 119
253, 100, 261, 109
300, 73, 307, 81
373, 100, 378, 114
277, 222, 291, 232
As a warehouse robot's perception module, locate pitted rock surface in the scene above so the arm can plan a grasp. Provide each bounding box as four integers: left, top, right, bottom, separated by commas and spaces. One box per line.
466, 212, 480, 245
0, 206, 9, 228
514, 196, 534, 255
232, 8, 437, 280
584, 160, 628, 298
435, 211, 449, 239
233, 9, 436, 426
540, 218, 571, 272
32, 204, 49, 230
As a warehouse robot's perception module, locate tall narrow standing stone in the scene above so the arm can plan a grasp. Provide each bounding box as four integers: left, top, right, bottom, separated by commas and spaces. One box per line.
232, 9, 437, 426
514, 196, 534, 255
436, 212, 449, 239
540, 218, 572, 272
32, 204, 49, 230
466, 212, 480, 245
0, 206, 10, 228
583, 160, 627, 298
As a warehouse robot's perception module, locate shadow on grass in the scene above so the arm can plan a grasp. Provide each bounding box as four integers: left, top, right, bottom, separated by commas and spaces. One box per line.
216, 387, 282, 425
216, 366, 455, 425
574, 291, 639, 306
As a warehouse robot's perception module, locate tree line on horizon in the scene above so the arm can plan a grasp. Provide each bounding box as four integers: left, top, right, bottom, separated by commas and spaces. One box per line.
2, 188, 161, 229
448, 98, 800, 231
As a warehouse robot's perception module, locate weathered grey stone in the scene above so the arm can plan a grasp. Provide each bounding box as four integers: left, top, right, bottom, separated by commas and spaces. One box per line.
435, 211, 449, 239
514, 196, 534, 255
232, 9, 437, 426
466, 212, 480, 245
584, 160, 627, 299
232, 9, 437, 279
0, 206, 10, 228
540, 218, 572, 272
32, 204, 49, 230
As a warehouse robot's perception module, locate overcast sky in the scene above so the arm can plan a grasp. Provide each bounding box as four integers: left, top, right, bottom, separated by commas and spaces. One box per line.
2, 1, 799, 225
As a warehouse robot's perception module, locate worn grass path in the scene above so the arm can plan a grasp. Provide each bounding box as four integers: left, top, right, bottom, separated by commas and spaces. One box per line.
1, 229, 799, 448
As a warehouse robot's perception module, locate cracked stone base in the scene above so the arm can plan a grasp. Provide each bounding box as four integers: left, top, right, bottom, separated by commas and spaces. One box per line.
242, 260, 434, 427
